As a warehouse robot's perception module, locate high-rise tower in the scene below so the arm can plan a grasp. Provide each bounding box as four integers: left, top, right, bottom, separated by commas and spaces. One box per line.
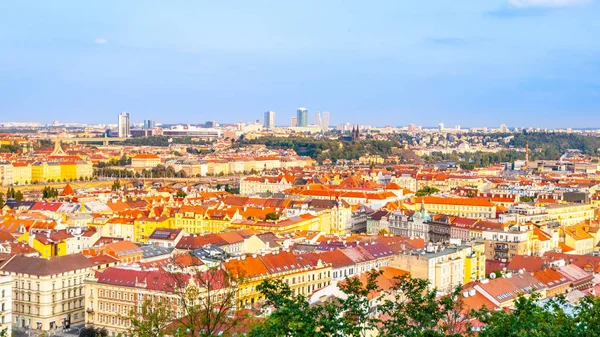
118, 112, 131, 138
297, 108, 308, 127
264, 111, 275, 129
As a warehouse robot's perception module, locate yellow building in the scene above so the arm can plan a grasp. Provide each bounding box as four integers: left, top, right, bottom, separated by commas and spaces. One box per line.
173, 206, 241, 234
207, 161, 230, 176
12, 162, 32, 185
563, 223, 595, 255
224, 251, 332, 307
20, 232, 69, 258
31, 162, 48, 183
463, 242, 486, 285
60, 162, 78, 181
75, 161, 93, 180
412, 196, 497, 219
47, 162, 62, 181
133, 216, 172, 243
545, 203, 595, 226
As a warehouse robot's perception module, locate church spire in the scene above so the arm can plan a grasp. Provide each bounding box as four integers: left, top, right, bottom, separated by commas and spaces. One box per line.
51, 140, 66, 156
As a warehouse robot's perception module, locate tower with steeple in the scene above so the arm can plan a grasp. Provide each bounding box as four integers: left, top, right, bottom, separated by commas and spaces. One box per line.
51, 140, 66, 156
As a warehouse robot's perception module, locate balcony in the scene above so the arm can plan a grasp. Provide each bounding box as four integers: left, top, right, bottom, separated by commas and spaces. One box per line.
86, 307, 94, 314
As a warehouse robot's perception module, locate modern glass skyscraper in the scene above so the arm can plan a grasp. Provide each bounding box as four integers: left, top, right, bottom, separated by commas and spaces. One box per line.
143, 119, 156, 129
118, 112, 131, 138
297, 108, 308, 127
264, 111, 275, 129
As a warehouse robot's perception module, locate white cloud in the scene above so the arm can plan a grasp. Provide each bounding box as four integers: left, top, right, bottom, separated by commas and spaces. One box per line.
509, 0, 591, 7
94, 38, 108, 44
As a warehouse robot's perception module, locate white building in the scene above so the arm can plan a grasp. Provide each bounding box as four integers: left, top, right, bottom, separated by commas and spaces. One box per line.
264, 111, 275, 130
0, 162, 13, 186
117, 112, 130, 138
0, 275, 12, 336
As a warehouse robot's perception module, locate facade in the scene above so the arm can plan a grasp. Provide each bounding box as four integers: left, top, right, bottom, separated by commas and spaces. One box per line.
390, 241, 486, 294
0, 254, 94, 331
143, 119, 155, 129
84, 267, 183, 336
12, 163, 32, 185
263, 111, 275, 130
0, 275, 12, 336
0, 162, 13, 186
388, 209, 430, 240
117, 112, 131, 138
413, 196, 496, 219
296, 108, 308, 127
239, 176, 293, 196
131, 154, 161, 169
224, 251, 332, 308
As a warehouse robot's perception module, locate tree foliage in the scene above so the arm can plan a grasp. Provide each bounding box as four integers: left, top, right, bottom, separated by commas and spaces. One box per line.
233, 136, 402, 163
415, 186, 440, 197
127, 299, 174, 337
520, 195, 533, 203
125, 264, 247, 337
249, 272, 600, 337
43, 186, 59, 199
79, 326, 108, 337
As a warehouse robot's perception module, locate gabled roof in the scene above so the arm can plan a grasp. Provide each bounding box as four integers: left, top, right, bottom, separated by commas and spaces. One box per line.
0, 254, 94, 276
318, 249, 355, 268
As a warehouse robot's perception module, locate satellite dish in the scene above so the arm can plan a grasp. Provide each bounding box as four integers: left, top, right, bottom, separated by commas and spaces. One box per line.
489, 273, 497, 279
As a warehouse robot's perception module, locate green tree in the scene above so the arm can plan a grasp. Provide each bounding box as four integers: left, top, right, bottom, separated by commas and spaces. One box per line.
112, 179, 121, 191
0, 192, 4, 208
265, 212, 279, 221
176, 190, 187, 198
416, 186, 440, 197
250, 270, 384, 337
520, 195, 534, 203
473, 294, 576, 337
248, 279, 330, 337
14, 190, 23, 202
126, 299, 174, 337
79, 327, 109, 337
379, 276, 471, 337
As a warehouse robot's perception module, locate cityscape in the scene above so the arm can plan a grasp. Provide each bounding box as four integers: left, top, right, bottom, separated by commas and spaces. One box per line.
2, 1, 600, 337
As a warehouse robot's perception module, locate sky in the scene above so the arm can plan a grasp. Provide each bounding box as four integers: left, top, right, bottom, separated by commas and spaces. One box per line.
0, 0, 599, 128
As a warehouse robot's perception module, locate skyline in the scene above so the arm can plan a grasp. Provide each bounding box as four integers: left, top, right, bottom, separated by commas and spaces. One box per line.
1, 0, 600, 127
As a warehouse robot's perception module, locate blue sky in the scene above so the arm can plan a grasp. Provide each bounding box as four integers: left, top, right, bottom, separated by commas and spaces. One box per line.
0, 0, 599, 127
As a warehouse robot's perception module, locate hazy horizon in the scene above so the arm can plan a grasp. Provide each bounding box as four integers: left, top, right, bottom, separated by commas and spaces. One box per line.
1, 0, 599, 128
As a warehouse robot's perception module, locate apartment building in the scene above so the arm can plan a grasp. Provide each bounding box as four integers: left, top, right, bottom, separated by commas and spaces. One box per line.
390, 241, 486, 294
0, 161, 14, 186
224, 251, 332, 308
413, 196, 496, 219
0, 254, 94, 331
240, 176, 293, 196
0, 275, 12, 336
85, 267, 193, 336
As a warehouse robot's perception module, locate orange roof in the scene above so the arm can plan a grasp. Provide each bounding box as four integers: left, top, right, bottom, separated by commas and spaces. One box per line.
133, 153, 160, 159
414, 196, 494, 207
224, 256, 269, 279
60, 184, 75, 196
